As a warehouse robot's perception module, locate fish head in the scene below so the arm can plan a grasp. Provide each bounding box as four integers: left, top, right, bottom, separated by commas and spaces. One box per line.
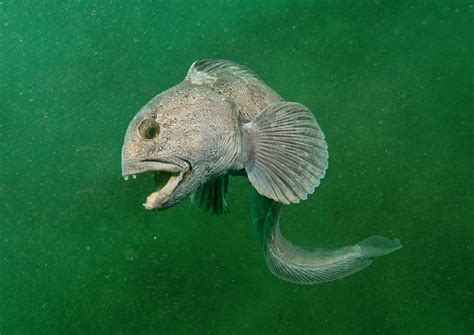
121, 83, 241, 210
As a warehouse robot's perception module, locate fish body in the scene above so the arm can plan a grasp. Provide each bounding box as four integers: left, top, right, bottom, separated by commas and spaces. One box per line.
121, 60, 402, 284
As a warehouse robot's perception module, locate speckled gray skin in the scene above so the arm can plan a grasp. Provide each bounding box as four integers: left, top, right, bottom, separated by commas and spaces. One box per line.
121, 60, 401, 284
122, 85, 233, 208
122, 60, 281, 209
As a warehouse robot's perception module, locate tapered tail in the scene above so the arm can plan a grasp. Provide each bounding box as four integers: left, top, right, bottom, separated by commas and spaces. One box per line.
251, 190, 402, 284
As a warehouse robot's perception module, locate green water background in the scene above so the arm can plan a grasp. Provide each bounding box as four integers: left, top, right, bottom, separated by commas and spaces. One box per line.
1, 1, 473, 334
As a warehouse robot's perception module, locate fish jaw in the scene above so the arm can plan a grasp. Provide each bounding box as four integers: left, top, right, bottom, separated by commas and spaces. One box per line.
143, 170, 183, 209
121, 159, 189, 210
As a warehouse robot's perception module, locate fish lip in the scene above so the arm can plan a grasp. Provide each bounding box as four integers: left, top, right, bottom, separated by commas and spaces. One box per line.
121, 158, 191, 210
121, 160, 182, 177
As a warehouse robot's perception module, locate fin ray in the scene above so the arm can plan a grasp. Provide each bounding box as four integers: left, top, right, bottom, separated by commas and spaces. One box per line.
244, 102, 328, 204
250, 189, 402, 285
265, 230, 402, 284
186, 59, 260, 85
191, 176, 230, 215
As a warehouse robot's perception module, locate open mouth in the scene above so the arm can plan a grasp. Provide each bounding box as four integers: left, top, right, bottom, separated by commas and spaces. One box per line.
122, 160, 188, 210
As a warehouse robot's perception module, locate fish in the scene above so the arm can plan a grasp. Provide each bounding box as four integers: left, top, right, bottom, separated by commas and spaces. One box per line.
121, 59, 402, 284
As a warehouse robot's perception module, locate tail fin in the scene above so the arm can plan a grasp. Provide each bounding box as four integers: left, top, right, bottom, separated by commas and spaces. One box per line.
251, 190, 402, 284
265, 222, 402, 284
357, 236, 402, 257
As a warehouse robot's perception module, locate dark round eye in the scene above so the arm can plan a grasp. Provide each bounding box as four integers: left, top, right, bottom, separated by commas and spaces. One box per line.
138, 119, 160, 139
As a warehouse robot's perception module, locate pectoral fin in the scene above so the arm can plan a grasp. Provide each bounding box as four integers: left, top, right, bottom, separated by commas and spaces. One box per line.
243, 102, 328, 204
191, 176, 230, 215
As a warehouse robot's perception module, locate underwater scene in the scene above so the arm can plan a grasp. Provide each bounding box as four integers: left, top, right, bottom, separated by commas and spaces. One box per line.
1, 1, 473, 334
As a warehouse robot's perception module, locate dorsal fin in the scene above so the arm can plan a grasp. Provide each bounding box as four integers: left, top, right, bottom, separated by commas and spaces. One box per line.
186, 59, 261, 85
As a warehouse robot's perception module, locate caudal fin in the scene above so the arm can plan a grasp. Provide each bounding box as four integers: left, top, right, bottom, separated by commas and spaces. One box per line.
264, 221, 402, 284
358, 236, 402, 257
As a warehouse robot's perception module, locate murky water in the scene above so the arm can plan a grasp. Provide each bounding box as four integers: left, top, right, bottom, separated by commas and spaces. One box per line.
1, 1, 472, 334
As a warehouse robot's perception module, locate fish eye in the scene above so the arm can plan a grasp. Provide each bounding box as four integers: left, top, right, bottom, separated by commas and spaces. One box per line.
138, 119, 160, 140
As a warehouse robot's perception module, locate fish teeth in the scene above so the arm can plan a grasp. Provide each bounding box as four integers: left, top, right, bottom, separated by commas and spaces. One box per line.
124, 176, 129, 181
132, 174, 137, 179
